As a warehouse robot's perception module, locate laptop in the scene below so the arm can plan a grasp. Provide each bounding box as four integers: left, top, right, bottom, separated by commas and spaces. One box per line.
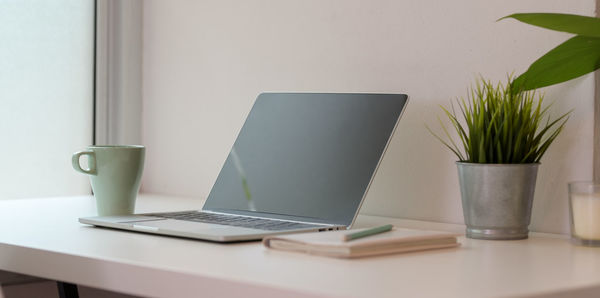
80, 92, 409, 242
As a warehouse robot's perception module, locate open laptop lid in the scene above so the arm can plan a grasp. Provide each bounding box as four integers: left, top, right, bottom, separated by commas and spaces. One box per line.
203, 93, 408, 227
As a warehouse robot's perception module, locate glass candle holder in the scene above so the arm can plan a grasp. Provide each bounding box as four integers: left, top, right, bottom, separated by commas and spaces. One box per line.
569, 181, 600, 247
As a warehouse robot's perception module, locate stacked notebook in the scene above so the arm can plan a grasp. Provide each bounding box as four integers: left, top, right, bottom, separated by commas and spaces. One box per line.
263, 227, 460, 258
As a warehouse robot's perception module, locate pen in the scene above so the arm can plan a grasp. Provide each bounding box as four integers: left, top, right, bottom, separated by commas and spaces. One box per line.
343, 224, 394, 241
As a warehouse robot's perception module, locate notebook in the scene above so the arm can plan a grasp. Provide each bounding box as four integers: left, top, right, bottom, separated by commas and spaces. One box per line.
79, 93, 409, 242
263, 227, 460, 258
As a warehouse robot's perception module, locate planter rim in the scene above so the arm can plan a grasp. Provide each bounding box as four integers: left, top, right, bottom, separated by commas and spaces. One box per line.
456, 162, 540, 168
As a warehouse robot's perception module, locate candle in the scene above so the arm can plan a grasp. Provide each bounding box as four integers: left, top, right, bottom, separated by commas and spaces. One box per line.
570, 193, 600, 240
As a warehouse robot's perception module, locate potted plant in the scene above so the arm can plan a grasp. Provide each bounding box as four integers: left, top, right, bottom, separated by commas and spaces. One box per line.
430, 77, 570, 240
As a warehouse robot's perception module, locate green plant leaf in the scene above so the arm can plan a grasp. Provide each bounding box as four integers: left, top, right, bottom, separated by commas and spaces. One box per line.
512, 35, 600, 91
499, 13, 600, 37
426, 123, 465, 161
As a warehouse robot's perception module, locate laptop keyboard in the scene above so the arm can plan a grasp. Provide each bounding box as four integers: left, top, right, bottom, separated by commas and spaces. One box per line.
148, 211, 328, 231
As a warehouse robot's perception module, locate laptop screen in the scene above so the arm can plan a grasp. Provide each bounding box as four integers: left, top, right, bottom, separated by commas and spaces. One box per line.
203, 93, 408, 226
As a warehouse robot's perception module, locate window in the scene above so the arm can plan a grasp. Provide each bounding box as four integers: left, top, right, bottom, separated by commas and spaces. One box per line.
0, 0, 95, 199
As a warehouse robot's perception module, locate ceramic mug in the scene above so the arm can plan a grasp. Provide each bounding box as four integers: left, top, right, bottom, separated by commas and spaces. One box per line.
72, 145, 145, 216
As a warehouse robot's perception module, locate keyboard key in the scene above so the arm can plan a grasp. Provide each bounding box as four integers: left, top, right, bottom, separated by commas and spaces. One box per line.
148, 211, 326, 231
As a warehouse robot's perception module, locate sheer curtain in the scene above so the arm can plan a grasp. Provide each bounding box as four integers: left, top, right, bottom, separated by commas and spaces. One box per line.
0, 0, 95, 199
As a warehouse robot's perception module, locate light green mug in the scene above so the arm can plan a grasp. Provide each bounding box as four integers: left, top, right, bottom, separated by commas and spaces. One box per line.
72, 145, 145, 216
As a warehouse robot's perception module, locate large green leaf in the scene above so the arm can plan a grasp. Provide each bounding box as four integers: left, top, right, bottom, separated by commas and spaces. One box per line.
512, 35, 600, 91
500, 13, 600, 37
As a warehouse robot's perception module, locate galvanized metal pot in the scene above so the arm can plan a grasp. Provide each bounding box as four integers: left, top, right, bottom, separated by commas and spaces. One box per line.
457, 162, 539, 240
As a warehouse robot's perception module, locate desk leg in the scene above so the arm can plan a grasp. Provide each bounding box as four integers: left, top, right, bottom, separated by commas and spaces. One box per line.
57, 281, 79, 298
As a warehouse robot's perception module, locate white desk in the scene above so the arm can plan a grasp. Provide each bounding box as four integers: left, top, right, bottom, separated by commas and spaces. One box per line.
0, 194, 600, 298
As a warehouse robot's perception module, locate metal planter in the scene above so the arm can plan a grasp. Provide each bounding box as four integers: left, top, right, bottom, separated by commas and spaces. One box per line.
457, 162, 539, 240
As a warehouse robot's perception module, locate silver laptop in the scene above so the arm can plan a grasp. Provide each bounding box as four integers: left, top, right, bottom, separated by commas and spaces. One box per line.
80, 93, 408, 242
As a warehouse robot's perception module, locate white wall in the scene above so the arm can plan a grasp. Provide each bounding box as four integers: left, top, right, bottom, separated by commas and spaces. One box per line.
142, 0, 595, 234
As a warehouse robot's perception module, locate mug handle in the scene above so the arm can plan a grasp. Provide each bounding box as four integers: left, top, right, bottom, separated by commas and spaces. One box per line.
72, 150, 97, 175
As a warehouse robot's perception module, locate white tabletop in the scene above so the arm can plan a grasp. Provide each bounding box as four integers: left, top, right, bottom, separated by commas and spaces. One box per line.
0, 194, 599, 298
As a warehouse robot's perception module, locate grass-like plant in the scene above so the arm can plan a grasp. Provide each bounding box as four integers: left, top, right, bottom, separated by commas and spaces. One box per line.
429, 77, 570, 163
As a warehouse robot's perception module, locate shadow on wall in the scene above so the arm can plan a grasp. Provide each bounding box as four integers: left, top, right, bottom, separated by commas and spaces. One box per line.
360, 98, 464, 224
529, 77, 593, 234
